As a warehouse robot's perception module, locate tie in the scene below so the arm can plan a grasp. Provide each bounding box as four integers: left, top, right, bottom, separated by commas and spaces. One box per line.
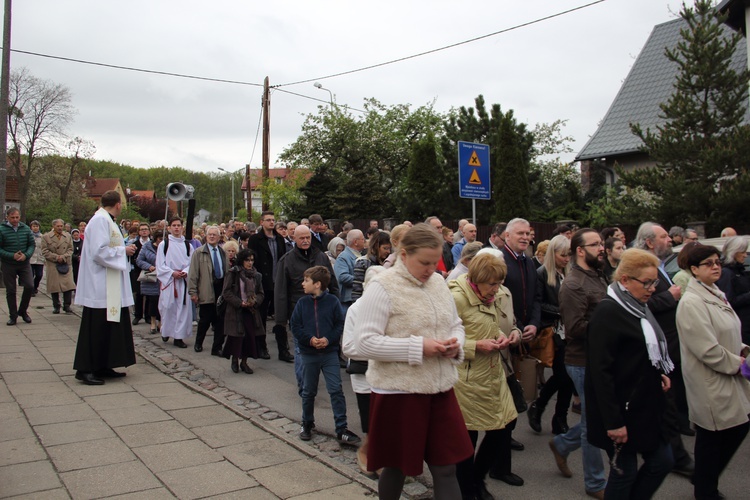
212, 247, 222, 279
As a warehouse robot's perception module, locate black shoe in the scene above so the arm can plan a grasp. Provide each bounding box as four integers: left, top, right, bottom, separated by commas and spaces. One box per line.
240, 361, 254, 374
52, 308, 60, 314
95, 368, 126, 378
475, 480, 495, 500
336, 429, 361, 446
194, 344, 203, 352
75, 371, 105, 385
279, 351, 294, 363
552, 414, 570, 435
132, 318, 140, 325
231, 358, 239, 373
211, 350, 222, 357
174, 339, 188, 348
259, 348, 271, 360
63, 306, 72, 314
300, 422, 313, 441
20, 313, 31, 323
6, 317, 17, 326
527, 401, 542, 433
510, 438, 525, 451
162, 336, 169, 343
488, 472, 524, 486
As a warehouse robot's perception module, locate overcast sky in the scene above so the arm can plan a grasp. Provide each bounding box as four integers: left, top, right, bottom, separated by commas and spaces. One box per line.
11, 0, 689, 174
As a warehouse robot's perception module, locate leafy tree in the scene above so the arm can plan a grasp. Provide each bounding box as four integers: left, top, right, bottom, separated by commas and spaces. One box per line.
623, 0, 750, 228
399, 130, 449, 222
7, 68, 75, 219
280, 99, 444, 220
441, 96, 534, 223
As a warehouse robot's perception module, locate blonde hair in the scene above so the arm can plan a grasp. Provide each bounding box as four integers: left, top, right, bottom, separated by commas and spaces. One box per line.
536, 239, 550, 259
389, 224, 410, 249
223, 240, 239, 254
399, 223, 441, 255
543, 235, 570, 287
613, 248, 660, 282
467, 252, 507, 284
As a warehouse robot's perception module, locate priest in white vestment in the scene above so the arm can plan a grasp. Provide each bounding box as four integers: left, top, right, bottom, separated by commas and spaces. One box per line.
73, 190, 137, 385
157, 216, 193, 347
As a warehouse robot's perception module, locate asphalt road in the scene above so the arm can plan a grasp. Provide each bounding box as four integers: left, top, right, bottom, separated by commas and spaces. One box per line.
127, 317, 750, 500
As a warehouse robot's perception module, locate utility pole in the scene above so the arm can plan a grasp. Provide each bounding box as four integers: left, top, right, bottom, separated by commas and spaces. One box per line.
0, 0, 12, 215
245, 164, 251, 218
261, 76, 270, 214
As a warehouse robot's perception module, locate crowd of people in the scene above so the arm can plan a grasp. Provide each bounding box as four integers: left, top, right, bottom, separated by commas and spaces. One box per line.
2, 195, 750, 500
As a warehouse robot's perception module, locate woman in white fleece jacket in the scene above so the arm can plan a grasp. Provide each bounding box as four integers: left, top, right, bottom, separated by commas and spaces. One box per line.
354, 223, 473, 500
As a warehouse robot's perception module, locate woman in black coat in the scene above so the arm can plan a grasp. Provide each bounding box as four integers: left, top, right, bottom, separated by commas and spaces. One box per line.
221, 248, 264, 375
586, 248, 674, 500
717, 236, 750, 345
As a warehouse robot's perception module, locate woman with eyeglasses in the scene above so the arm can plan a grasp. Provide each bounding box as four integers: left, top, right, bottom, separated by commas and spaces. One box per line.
586, 248, 675, 499
528, 235, 574, 436
449, 250, 522, 498
677, 244, 750, 500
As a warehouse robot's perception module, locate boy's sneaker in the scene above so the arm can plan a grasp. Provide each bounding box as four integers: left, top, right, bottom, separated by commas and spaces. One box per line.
300, 422, 313, 441
336, 429, 361, 446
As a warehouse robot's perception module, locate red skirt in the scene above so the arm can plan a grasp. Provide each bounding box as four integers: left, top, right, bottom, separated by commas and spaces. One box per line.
367, 389, 474, 476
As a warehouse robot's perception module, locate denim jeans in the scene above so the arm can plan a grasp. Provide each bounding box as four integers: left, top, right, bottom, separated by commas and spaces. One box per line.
300, 350, 348, 433
604, 440, 673, 500
553, 364, 606, 492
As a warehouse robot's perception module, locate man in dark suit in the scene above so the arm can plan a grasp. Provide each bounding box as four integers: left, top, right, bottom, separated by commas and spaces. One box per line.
249, 211, 290, 361
490, 218, 542, 483
308, 214, 330, 253
636, 221, 695, 477
130, 223, 152, 325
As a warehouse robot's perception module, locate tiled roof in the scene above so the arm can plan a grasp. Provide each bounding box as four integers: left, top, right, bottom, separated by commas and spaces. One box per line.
86, 178, 122, 196
129, 190, 155, 199
576, 17, 750, 161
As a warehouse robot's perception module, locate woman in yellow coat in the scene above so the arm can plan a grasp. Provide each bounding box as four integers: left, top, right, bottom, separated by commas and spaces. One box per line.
449, 251, 522, 500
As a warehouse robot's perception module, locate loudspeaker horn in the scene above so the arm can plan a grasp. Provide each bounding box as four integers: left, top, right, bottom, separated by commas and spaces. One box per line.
166, 182, 195, 201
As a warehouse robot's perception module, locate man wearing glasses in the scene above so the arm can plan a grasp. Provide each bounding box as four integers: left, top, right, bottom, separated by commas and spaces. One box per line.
249, 211, 289, 361
636, 222, 695, 477
551, 228, 608, 499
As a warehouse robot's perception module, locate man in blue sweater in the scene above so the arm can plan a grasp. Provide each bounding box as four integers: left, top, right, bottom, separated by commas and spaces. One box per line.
290, 266, 360, 446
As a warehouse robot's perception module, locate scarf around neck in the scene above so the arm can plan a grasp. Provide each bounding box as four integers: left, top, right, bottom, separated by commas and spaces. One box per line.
607, 283, 674, 374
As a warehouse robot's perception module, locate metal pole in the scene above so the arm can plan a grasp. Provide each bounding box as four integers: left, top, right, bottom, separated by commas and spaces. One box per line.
0, 0, 12, 214
472, 199, 476, 228
261, 76, 270, 214
230, 176, 235, 219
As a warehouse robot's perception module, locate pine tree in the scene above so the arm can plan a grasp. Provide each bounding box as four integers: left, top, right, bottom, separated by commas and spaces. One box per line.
624, 0, 750, 228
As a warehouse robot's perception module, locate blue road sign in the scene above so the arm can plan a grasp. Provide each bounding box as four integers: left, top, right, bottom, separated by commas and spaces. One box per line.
458, 141, 490, 199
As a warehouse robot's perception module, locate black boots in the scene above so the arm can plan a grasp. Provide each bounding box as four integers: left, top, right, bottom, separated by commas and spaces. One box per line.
527, 401, 543, 433
273, 325, 294, 363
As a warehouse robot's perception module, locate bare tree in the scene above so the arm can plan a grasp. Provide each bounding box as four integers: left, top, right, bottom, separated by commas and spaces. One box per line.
60, 136, 95, 204
7, 67, 75, 218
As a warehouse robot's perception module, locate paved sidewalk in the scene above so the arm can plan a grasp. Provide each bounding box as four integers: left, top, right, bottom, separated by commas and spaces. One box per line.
0, 293, 377, 499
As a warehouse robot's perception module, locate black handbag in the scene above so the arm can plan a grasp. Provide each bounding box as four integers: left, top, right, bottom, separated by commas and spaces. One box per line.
56, 263, 70, 274
346, 359, 368, 374
501, 354, 528, 414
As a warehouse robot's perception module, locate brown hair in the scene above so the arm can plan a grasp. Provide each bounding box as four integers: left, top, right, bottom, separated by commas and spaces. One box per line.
100, 190, 121, 208
467, 252, 507, 284
399, 223, 442, 255
303, 265, 331, 290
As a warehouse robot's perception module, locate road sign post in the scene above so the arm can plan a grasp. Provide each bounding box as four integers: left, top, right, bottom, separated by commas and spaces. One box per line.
458, 141, 490, 223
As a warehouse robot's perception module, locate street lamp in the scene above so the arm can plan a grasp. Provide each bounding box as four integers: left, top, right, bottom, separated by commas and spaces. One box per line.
313, 82, 334, 106
217, 167, 234, 219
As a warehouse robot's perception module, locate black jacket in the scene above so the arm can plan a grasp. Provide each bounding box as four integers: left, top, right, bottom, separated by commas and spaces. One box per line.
501, 244, 541, 330
586, 297, 668, 454
717, 262, 750, 345
274, 245, 339, 325
248, 231, 287, 291
537, 266, 562, 329
647, 267, 680, 364
309, 231, 330, 253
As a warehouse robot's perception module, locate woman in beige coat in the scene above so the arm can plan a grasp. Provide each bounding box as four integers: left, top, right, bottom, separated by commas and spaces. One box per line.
676, 244, 750, 500
41, 219, 76, 314
449, 251, 522, 499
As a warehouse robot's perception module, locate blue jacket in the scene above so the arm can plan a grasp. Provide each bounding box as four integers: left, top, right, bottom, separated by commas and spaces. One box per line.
334, 246, 359, 304
452, 238, 467, 264
290, 291, 344, 355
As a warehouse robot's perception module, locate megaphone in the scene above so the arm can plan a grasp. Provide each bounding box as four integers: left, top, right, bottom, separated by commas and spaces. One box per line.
166, 182, 194, 201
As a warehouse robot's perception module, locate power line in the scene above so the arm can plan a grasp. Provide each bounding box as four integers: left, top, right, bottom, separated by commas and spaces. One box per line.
248, 92, 264, 167
8, 48, 264, 87
276, 0, 607, 87
273, 87, 366, 113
